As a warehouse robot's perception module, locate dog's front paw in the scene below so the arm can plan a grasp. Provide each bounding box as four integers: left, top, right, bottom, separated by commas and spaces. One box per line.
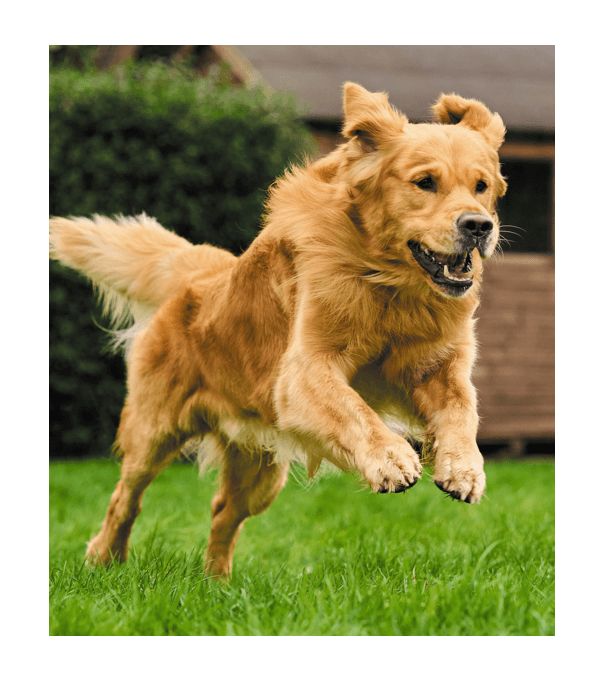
433, 446, 485, 504
362, 440, 423, 494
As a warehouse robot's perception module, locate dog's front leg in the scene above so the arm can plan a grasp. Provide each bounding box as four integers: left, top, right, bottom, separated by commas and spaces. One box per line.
412, 345, 486, 503
274, 340, 422, 493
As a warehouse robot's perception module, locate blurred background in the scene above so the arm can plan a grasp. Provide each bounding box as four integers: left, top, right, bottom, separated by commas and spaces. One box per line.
49, 45, 554, 459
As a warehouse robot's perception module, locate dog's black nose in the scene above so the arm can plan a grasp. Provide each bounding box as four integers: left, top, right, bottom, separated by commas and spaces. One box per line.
456, 213, 493, 238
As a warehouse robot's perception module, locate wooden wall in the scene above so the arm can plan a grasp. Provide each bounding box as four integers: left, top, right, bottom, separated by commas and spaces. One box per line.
474, 254, 555, 444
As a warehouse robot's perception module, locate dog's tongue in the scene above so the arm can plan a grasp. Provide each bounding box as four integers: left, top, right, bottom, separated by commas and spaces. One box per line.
443, 252, 475, 280
443, 264, 468, 280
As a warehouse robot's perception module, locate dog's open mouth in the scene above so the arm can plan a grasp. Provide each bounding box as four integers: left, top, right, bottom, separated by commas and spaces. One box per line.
408, 241, 476, 296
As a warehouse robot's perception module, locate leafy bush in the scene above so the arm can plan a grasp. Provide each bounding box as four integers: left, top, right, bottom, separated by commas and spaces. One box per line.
50, 62, 316, 456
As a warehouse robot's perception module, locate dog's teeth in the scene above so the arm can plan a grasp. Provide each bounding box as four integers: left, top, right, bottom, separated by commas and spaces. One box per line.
443, 264, 450, 277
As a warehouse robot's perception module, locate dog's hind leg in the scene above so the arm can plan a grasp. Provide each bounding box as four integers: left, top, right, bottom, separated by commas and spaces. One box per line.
204, 441, 289, 578
85, 409, 185, 566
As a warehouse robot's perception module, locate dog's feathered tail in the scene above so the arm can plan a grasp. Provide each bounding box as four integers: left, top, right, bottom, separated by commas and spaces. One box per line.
49, 213, 237, 329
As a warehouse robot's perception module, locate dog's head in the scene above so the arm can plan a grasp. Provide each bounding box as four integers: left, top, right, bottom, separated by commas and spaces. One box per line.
341, 83, 507, 298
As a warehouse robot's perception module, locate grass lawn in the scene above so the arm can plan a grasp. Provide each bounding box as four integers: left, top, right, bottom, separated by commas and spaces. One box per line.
49, 457, 554, 636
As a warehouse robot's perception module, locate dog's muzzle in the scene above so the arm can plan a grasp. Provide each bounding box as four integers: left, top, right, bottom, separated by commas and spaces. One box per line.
407, 213, 495, 298
455, 212, 494, 257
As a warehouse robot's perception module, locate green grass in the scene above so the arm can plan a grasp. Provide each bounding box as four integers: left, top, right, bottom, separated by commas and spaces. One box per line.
49, 458, 554, 635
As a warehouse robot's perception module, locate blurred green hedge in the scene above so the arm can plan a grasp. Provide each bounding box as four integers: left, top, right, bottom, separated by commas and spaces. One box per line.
50, 62, 316, 456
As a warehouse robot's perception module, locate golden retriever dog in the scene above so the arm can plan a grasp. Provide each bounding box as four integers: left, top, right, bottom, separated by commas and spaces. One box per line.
50, 83, 506, 577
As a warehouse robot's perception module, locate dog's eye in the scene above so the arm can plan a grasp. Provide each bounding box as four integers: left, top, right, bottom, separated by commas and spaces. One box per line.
475, 180, 488, 193
414, 176, 436, 192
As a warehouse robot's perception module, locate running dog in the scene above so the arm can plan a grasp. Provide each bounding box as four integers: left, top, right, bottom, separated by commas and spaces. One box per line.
49, 83, 506, 576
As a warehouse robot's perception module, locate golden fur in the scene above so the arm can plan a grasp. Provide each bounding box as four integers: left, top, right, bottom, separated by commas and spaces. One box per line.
49, 83, 506, 576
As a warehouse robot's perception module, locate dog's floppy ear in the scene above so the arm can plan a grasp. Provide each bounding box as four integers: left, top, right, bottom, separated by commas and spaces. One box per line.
342, 82, 406, 152
433, 94, 506, 150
